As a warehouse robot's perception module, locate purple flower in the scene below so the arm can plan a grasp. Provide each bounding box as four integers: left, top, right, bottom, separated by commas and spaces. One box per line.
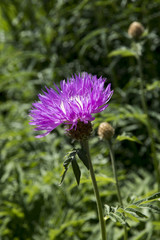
29, 72, 113, 138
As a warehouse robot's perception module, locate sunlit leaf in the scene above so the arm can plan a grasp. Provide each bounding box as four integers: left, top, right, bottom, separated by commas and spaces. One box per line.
108, 47, 137, 58
116, 134, 142, 144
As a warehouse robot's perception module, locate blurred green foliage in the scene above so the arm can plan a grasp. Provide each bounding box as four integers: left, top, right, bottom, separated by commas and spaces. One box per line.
0, 0, 160, 239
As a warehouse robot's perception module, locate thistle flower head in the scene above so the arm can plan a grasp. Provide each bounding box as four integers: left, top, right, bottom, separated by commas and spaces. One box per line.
29, 72, 113, 139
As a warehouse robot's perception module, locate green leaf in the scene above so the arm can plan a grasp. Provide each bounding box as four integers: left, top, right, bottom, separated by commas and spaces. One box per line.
80, 176, 115, 184
133, 192, 160, 205
109, 212, 118, 222
104, 204, 110, 215
132, 230, 148, 240
59, 150, 77, 185
110, 212, 126, 225
71, 158, 81, 186
118, 208, 139, 222
152, 221, 160, 231
104, 205, 129, 226
105, 192, 160, 225
146, 80, 160, 91
139, 204, 160, 214
59, 167, 69, 186
77, 148, 89, 170
116, 134, 142, 144
49, 218, 85, 239
125, 207, 148, 219
108, 47, 137, 58
77, 28, 108, 48
143, 192, 160, 201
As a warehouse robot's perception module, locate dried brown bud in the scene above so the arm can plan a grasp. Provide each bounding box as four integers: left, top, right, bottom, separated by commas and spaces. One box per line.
98, 122, 114, 140
67, 121, 92, 140
128, 21, 144, 39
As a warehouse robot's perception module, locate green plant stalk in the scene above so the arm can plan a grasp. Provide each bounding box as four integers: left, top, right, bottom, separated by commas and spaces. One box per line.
108, 140, 127, 240
137, 54, 160, 190
80, 140, 107, 240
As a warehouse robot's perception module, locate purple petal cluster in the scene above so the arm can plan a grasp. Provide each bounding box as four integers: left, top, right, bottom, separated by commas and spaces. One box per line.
29, 72, 113, 138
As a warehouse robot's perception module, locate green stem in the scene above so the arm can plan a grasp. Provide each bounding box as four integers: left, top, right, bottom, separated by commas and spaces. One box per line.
137, 53, 160, 190
80, 140, 107, 240
108, 140, 128, 240
108, 141, 123, 206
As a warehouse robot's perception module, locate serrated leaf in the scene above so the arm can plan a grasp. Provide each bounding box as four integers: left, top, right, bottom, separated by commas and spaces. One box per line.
138, 199, 160, 205
108, 47, 137, 58
104, 206, 129, 226
77, 148, 89, 170
116, 212, 130, 227
125, 207, 148, 219
118, 208, 139, 222
104, 204, 111, 215
133, 192, 160, 205
72, 159, 81, 186
143, 192, 160, 201
104, 194, 160, 227
111, 212, 126, 225
108, 212, 118, 222
139, 204, 160, 214
126, 204, 139, 209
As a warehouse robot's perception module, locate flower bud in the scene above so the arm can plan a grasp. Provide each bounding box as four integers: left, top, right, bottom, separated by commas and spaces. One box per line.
128, 21, 144, 39
98, 122, 115, 140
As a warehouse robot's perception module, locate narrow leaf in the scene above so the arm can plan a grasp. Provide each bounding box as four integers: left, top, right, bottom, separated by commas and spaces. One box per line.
118, 208, 139, 222
125, 207, 148, 219
104, 204, 111, 215
77, 148, 89, 170
144, 192, 160, 201
139, 204, 160, 214
59, 150, 77, 185
111, 212, 126, 225
108, 47, 137, 58
116, 212, 130, 227
116, 135, 142, 144
59, 168, 69, 186
72, 159, 81, 185
108, 212, 117, 222
133, 230, 148, 240
133, 192, 160, 205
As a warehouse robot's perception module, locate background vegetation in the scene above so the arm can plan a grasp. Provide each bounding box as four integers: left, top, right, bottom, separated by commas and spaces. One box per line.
0, 0, 160, 239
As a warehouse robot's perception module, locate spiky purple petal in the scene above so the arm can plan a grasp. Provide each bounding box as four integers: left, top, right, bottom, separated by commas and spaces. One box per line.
29, 72, 113, 137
